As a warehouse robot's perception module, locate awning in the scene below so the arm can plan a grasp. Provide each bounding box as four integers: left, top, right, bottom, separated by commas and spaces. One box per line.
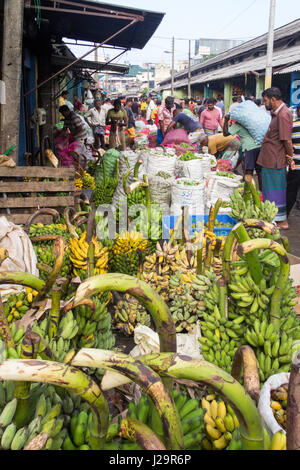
51, 55, 129, 74
25, 0, 165, 50
274, 62, 300, 74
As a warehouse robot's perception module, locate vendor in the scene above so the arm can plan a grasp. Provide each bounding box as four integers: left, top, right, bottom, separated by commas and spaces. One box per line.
198, 133, 240, 157
106, 98, 128, 151
157, 96, 176, 145
59, 104, 89, 164
165, 106, 204, 144
200, 98, 223, 135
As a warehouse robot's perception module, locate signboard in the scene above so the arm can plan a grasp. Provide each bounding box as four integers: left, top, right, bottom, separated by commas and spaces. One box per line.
291, 72, 300, 106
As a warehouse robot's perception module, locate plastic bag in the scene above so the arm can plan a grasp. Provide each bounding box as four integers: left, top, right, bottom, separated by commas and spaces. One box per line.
258, 373, 290, 437
0, 217, 39, 297
101, 324, 202, 391
230, 101, 271, 146
161, 129, 191, 146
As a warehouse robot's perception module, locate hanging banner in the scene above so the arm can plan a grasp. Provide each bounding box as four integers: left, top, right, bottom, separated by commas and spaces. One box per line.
291, 71, 300, 106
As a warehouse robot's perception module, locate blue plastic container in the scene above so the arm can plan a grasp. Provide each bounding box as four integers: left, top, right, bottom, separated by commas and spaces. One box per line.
162, 214, 237, 239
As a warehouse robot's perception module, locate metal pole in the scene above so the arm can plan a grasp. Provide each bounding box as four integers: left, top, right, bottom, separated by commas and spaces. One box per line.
94, 44, 99, 87
188, 39, 191, 98
23, 18, 138, 98
171, 37, 175, 96
265, 0, 276, 90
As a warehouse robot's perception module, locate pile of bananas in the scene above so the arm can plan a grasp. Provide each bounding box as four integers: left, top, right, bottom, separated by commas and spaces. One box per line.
3, 288, 37, 323
69, 232, 109, 277
201, 395, 240, 450
109, 231, 148, 276
75, 176, 83, 190
93, 159, 119, 207
270, 383, 288, 431
109, 389, 206, 450
196, 270, 243, 373
74, 296, 115, 350
113, 294, 151, 336
0, 325, 25, 360
230, 190, 278, 224
34, 243, 71, 280
168, 274, 205, 333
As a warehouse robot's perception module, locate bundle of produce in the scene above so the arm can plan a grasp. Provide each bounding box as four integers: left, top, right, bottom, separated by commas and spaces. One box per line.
230, 186, 278, 225
94, 148, 120, 183
269, 383, 288, 431
33, 243, 71, 281
113, 294, 151, 336
200, 394, 240, 450
69, 232, 109, 277
3, 288, 37, 323
93, 159, 119, 207
109, 231, 148, 277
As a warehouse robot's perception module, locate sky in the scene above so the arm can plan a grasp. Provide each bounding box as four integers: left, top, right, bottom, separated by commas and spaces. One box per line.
67, 0, 300, 68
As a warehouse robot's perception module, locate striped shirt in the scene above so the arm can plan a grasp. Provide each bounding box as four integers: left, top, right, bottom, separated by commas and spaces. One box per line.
292, 119, 300, 170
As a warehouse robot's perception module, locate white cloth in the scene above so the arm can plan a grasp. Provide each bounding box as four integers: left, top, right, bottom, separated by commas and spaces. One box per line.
189, 129, 205, 144
146, 100, 156, 121
65, 100, 74, 112
102, 103, 114, 117
85, 107, 106, 126
0, 217, 39, 295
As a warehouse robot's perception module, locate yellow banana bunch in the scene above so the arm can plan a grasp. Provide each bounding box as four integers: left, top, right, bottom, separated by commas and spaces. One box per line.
113, 231, 148, 255
201, 395, 239, 450
69, 232, 108, 274
269, 431, 286, 450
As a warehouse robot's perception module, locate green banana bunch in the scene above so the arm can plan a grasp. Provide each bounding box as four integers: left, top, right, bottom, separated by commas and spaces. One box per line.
3, 291, 32, 323
29, 224, 81, 241
114, 294, 151, 336
230, 190, 278, 223
33, 243, 71, 280
169, 284, 204, 333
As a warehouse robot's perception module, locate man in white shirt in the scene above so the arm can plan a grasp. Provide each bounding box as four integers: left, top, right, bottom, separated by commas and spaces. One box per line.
102, 98, 114, 117
146, 97, 156, 124
85, 99, 106, 149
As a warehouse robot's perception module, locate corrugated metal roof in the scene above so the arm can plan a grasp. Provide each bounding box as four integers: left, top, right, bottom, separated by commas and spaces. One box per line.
274, 62, 300, 74
159, 18, 300, 88
159, 44, 300, 91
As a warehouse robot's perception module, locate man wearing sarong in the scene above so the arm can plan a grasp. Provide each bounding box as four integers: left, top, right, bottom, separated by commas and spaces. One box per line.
257, 87, 294, 229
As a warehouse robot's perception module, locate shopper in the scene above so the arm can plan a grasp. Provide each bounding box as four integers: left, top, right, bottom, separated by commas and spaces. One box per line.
59, 105, 89, 163
286, 104, 300, 218
102, 98, 114, 117
215, 95, 225, 117
125, 98, 136, 147
166, 106, 204, 144
132, 98, 139, 119
84, 99, 106, 149
157, 96, 176, 145
257, 87, 294, 229
200, 98, 223, 135
223, 113, 262, 190
73, 95, 83, 112
228, 97, 240, 114
140, 98, 147, 119
106, 98, 128, 151
146, 96, 156, 124
152, 98, 162, 127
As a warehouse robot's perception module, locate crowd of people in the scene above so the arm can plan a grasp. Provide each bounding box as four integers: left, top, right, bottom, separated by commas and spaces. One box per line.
57, 87, 300, 230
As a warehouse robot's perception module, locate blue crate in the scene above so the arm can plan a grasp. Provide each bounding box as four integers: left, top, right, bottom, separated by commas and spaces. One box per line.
162, 214, 237, 240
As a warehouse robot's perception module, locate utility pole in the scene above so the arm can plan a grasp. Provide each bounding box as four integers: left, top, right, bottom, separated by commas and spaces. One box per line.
94, 44, 99, 89
265, 0, 276, 90
188, 39, 191, 99
147, 63, 150, 91
171, 37, 175, 96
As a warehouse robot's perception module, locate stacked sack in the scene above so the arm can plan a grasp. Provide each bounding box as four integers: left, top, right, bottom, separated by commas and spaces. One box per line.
171, 178, 206, 217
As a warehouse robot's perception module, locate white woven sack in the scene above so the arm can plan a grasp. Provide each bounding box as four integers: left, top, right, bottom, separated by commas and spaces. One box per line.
146, 153, 177, 178
148, 175, 173, 208
258, 373, 289, 437
230, 100, 271, 145
206, 174, 242, 206
112, 151, 145, 207
171, 178, 205, 215
176, 159, 203, 180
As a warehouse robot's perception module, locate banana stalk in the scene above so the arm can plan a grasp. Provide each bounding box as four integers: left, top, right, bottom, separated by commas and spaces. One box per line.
14, 330, 41, 428
134, 159, 143, 180
120, 418, 166, 450
218, 278, 228, 319
246, 179, 261, 209
34, 237, 65, 302
0, 295, 14, 348
0, 359, 109, 450
213, 198, 223, 223
287, 350, 300, 450
73, 273, 176, 354
48, 288, 61, 340
0, 272, 45, 292
144, 175, 151, 239
86, 204, 96, 244
222, 230, 236, 283
87, 242, 95, 278
196, 246, 203, 275
233, 223, 263, 285
231, 346, 260, 405
70, 349, 184, 450
24, 208, 60, 234
123, 169, 132, 194
30, 235, 60, 243
208, 205, 215, 233
236, 239, 289, 332
243, 219, 277, 236
74, 350, 265, 451
63, 207, 79, 239
62, 298, 96, 315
